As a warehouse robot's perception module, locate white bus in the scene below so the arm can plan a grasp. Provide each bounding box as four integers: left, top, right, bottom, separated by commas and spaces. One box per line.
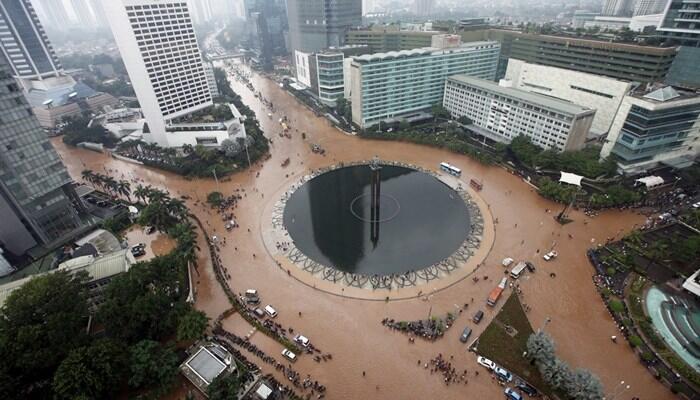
510, 261, 527, 279
440, 162, 461, 177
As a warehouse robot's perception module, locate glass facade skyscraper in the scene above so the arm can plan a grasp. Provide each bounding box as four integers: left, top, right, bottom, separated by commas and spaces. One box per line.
0, 53, 81, 256
0, 0, 63, 80
601, 86, 700, 174
287, 0, 361, 55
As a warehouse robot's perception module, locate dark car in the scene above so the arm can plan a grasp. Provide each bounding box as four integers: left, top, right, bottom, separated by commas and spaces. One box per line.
473, 310, 484, 324
459, 327, 472, 343
516, 381, 538, 397
525, 262, 536, 272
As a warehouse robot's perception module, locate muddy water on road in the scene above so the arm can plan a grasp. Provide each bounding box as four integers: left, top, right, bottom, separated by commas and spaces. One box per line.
51, 63, 672, 399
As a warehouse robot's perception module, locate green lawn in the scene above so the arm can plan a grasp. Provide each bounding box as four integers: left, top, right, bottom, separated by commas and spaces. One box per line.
476, 293, 551, 395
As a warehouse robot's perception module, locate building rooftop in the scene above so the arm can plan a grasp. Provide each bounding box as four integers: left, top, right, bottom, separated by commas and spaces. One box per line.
447, 75, 594, 116
24, 76, 103, 108
629, 83, 700, 103
0, 249, 134, 307
352, 41, 498, 63
180, 343, 233, 394
489, 29, 677, 54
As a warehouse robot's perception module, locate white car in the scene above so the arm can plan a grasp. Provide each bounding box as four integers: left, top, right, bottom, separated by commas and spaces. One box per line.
281, 349, 297, 361
293, 334, 310, 347
502, 257, 514, 267
477, 356, 496, 370
543, 250, 558, 261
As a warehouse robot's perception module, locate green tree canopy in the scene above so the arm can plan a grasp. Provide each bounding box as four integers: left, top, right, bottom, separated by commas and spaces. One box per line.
208, 372, 246, 400
0, 271, 90, 398
98, 254, 187, 343
52, 339, 128, 400
128, 340, 179, 394
177, 307, 209, 342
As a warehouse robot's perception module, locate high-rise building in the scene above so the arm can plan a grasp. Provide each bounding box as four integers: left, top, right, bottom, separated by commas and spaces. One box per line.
293, 45, 369, 105
0, 0, 117, 127
633, 0, 668, 16
246, 0, 288, 71
412, 0, 433, 16
69, 0, 96, 27
287, 0, 361, 55
103, 0, 216, 147
477, 29, 677, 82
600, 85, 700, 174
0, 53, 82, 256
346, 27, 438, 53
0, 0, 63, 80
602, 0, 635, 16
189, 0, 213, 24
349, 37, 500, 128
657, 0, 700, 88
89, 0, 108, 26
443, 76, 595, 152
34, 0, 71, 29
504, 59, 633, 136
202, 61, 219, 98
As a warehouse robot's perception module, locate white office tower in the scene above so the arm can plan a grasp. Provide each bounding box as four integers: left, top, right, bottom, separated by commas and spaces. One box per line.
103, 0, 214, 147
633, 0, 667, 16
601, 0, 634, 16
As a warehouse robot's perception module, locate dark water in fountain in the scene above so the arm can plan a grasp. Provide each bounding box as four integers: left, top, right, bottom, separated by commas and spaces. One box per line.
282, 165, 471, 275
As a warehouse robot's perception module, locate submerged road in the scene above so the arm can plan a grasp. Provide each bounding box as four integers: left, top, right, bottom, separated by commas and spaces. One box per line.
52, 61, 673, 400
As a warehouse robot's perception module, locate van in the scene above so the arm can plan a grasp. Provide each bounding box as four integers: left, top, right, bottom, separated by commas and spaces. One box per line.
244, 289, 260, 304
504, 388, 522, 400
264, 305, 277, 318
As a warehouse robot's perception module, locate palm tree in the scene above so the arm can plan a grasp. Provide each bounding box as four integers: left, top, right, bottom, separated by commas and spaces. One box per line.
134, 184, 148, 205
103, 176, 118, 197
146, 187, 169, 205
91, 173, 106, 191
81, 169, 95, 184
167, 198, 188, 220
116, 180, 132, 202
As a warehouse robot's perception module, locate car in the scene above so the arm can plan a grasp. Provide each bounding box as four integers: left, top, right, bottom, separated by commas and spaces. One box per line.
693, 201, 700, 209
477, 356, 496, 370
145, 226, 156, 234
264, 305, 277, 318
516, 381, 538, 397
473, 310, 484, 324
281, 349, 297, 362
495, 366, 513, 382
504, 387, 523, 400
459, 327, 472, 343
130, 246, 146, 257
294, 334, 310, 347
525, 261, 536, 272
253, 308, 265, 318
244, 289, 260, 304
543, 250, 558, 261
502, 257, 514, 267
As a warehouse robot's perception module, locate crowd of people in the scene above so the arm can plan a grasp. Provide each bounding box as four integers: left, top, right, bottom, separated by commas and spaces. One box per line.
422, 354, 474, 386
381, 313, 456, 341
215, 328, 327, 398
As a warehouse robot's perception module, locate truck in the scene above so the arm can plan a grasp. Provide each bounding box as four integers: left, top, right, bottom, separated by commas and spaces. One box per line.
487, 277, 508, 306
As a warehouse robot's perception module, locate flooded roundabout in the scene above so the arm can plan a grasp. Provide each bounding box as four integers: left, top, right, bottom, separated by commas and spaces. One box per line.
263, 159, 493, 298
52, 61, 676, 399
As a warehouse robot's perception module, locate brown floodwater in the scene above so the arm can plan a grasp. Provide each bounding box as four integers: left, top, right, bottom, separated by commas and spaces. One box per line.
50, 62, 673, 400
